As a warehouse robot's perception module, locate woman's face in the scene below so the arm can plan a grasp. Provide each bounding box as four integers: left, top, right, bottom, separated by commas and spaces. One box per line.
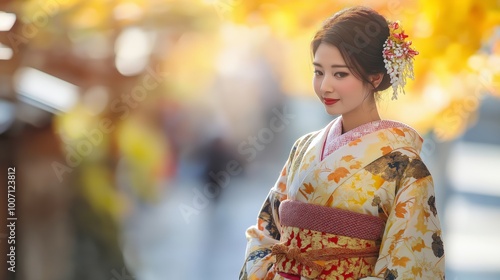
312, 43, 373, 116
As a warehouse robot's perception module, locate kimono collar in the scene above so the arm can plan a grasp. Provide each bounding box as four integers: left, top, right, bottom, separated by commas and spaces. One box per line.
322, 116, 422, 160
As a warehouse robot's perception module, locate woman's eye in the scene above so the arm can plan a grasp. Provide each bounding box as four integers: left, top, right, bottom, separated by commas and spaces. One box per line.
334, 72, 348, 78
314, 70, 323, 76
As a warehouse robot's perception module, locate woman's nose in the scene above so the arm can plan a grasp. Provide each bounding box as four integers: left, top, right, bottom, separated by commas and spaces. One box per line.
320, 75, 335, 93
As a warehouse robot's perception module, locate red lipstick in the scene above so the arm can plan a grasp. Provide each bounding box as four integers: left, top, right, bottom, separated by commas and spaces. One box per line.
323, 98, 339, 105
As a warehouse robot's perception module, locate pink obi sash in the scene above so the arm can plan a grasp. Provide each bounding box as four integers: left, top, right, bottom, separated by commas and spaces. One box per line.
271, 200, 386, 280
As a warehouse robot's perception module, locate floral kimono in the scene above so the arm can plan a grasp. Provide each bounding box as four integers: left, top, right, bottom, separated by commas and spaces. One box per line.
240, 117, 445, 280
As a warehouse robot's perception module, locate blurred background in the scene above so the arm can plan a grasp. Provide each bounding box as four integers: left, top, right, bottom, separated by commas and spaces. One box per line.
0, 0, 499, 279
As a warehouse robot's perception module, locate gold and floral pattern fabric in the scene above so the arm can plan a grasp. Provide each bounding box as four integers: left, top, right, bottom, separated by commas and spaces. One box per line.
240, 119, 445, 280
274, 226, 379, 279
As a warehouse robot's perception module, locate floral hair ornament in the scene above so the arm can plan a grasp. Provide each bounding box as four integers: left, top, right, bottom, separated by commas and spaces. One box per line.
383, 21, 419, 100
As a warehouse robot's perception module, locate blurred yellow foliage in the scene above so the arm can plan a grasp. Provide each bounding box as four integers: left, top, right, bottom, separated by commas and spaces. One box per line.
117, 113, 171, 203
81, 164, 127, 221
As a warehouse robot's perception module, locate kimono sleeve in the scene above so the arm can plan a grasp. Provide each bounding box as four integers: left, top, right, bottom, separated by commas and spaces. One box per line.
239, 143, 297, 280
366, 159, 445, 280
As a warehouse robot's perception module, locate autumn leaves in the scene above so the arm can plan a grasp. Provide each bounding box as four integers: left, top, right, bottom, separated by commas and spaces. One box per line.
328, 155, 363, 183
328, 167, 350, 183
298, 154, 361, 199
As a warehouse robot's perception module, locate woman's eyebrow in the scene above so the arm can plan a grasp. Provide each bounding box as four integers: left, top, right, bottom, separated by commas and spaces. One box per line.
312, 62, 349, 68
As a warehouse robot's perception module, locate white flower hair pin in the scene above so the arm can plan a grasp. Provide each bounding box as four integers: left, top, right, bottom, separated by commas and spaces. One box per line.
383, 21, 419, 100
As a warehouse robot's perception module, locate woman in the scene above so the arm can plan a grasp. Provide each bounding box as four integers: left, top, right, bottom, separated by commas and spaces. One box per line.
240, 6, 445, 280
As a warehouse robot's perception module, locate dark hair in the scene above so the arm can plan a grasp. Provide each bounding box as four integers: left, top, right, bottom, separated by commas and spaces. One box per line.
311, 6, 391, 92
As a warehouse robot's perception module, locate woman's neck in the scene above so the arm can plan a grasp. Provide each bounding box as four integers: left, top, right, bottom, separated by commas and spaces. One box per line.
341, 105, 381, 134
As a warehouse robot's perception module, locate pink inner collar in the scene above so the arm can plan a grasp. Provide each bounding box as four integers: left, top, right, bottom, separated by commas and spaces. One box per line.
321, 116, 412, 160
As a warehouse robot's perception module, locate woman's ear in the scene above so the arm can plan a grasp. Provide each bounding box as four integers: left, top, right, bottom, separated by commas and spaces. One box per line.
370, 73, 384, 89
